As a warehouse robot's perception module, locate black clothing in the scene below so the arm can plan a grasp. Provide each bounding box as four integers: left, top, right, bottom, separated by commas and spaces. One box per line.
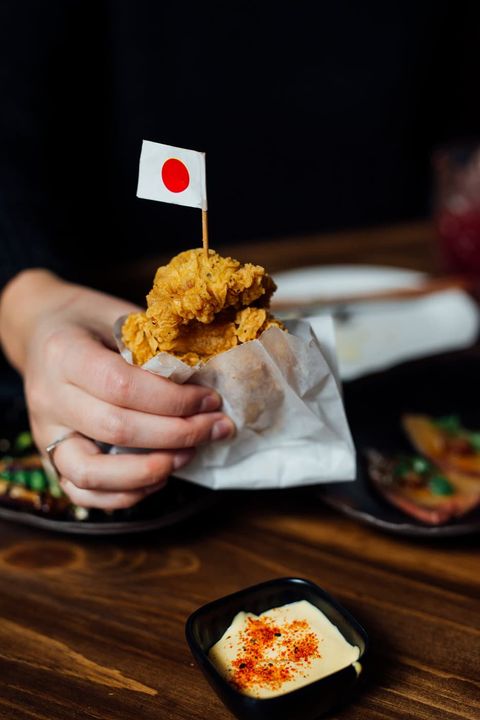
1, 1, 480, 293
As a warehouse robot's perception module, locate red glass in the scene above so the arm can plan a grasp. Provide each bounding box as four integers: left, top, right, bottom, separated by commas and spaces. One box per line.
434, 142, 480, 275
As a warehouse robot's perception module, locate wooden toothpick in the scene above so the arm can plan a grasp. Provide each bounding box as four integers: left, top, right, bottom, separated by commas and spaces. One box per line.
202, 209, 209, 256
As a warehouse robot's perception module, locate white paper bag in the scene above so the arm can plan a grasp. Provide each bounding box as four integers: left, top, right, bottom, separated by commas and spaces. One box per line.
113, 316, 356, 490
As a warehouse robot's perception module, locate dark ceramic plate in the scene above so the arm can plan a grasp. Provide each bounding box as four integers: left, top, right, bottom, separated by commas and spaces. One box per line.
316, 348, 480, 537
0, 479, 215, 535
0, 395, 215, 535
186, 577, 368, 720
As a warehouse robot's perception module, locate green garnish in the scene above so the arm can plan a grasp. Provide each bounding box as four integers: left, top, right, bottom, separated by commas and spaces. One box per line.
434, 416, 480, 453
14, 431, 34, 452
394, 458, 412, 477
29, 470, 47, 491
394, 455, 431, 477
412, 456, 431, 474
428, 475, 454, 496
433, 416, 461, 433
12, 470, 28, 486
467, 432, 480, 452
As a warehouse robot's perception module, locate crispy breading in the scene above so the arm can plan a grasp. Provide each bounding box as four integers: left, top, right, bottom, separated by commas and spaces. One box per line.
122, 248, 284, 366
234, 307, 284, 343
173, 318, 239, 357
122, 312, 155, 366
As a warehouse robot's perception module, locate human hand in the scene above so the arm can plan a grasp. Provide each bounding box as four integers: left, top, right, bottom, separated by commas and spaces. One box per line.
0, 270, 235, 509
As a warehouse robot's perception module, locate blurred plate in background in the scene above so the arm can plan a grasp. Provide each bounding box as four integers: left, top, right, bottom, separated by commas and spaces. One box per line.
315, 348, 480, 537
272, 265, 479, 380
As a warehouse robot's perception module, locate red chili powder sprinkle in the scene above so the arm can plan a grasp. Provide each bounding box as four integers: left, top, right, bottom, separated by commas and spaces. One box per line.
230, 615, 321, 692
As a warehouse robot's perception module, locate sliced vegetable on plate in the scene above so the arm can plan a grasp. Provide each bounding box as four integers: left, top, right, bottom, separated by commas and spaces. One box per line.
403, 414, 480, 476
366, 448, 480, 525
0, 431, 71, 517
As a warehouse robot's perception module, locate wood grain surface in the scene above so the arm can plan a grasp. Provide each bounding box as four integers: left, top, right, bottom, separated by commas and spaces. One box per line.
0, 497, 479, 720
1, 221, 479, 720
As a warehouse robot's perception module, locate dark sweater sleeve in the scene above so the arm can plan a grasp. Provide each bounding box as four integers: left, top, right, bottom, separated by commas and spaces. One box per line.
0, 1, 87, 290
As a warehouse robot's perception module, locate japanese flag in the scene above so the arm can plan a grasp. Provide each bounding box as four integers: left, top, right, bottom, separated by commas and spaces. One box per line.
136, 140, 207, 210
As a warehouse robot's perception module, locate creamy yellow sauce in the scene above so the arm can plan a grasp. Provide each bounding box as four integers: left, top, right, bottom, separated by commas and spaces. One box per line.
208, 600, 360, 699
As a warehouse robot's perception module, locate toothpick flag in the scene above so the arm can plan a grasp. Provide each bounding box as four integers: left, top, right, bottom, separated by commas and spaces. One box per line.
136, 140, 207, 210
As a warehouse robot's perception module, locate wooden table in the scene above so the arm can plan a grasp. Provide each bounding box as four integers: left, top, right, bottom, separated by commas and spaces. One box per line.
1, 221, 479, 720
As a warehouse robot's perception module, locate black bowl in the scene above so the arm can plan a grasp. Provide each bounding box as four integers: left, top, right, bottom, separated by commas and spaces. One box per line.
185, 577, 368, 720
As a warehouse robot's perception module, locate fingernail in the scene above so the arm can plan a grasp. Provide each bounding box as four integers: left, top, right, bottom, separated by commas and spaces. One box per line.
211, 418, 235, 442
173, 449, 194, 470
143, 480, 167, 496
200, 393, 222, 412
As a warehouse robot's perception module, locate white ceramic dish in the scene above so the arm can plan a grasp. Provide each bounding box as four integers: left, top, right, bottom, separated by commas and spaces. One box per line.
272, 265, 479, 380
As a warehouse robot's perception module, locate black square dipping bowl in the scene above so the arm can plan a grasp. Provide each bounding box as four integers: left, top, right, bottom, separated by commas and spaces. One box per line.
185, 577, 368, 720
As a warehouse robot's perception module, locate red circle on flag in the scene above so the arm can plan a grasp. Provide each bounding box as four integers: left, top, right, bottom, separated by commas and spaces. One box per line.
161, 158, 190, 193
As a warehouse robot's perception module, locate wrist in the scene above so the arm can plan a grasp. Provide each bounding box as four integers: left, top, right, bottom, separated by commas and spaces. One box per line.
0, 269, 140, 374
0, 269, 75, 373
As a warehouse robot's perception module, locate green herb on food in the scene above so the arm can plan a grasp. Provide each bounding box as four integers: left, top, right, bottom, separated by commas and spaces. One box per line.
433, 415, 480, 452
29, 470, 47, 491
394, 458, 412, 478
12, 470, 29, 486
428, 475, 454, 496
467, 432, 480, 452
433, 415, 461, 434
412, 456, 431, 474
394, 455, 431, 478
14, 431, 34, 453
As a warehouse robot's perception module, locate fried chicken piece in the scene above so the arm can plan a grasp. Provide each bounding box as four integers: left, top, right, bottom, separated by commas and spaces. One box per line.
122, 312, 157, 366
122, 248, 284, 366
173, 317, 239, 358
234, 307, 284, 343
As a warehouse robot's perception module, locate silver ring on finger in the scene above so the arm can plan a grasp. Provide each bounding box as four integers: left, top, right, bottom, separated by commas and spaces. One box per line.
45, 431, 89, 477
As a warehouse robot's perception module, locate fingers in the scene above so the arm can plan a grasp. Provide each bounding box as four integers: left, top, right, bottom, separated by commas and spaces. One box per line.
52, 434, 195, 492
27, 320, 236, 511
45, 433, 196, 510
60, 478, 163, 510
57, 384, 235, 449
64, 332, 222, 416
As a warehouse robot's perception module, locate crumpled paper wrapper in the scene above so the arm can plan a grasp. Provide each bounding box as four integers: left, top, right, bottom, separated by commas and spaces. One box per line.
113, 316, 356, 490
